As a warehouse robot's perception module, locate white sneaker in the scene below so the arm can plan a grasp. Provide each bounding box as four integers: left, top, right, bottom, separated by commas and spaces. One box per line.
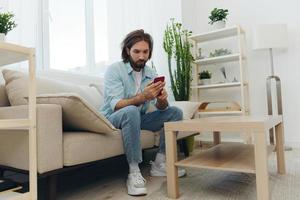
150, 161, 186, 177
126, 172, 147, 196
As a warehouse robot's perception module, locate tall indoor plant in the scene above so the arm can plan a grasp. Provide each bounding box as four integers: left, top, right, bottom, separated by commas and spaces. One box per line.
163, 19, 195, 154
163, 18, 194, 101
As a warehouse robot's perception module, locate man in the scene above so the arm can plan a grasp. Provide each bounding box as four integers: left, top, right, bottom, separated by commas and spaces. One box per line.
101, 29, 185, 196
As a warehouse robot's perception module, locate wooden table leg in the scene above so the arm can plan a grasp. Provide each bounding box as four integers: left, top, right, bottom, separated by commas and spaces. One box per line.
275, 123, 286, 174
242, 131, 252, 144
165, 130, 179, 199
254, 130, 270, 200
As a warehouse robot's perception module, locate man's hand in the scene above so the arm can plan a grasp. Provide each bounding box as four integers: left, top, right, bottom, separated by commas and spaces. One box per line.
156, 88, 169, 110
142, 81, 165, 101
157, 88, 168, 101
115, 81, 165, 111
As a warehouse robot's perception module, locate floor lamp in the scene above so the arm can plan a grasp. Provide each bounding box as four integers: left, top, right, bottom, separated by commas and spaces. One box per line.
252, 24, 290, 149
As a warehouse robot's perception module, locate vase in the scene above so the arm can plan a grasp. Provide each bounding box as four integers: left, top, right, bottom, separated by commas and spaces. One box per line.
212, 21, 226, 30
185, 136, 195, 153
0, 33, 5, 42
200, 79, 211, 85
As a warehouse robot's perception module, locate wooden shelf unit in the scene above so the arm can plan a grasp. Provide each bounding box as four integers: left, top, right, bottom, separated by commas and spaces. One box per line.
0, 42, 37, 200
191, 82, 245, 89
189, 25, 249, 116
194, 53, 241, 65
189, 26, 244, 43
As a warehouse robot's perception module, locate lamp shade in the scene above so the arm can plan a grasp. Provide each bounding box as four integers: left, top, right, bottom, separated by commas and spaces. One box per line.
252, 24, 288, 50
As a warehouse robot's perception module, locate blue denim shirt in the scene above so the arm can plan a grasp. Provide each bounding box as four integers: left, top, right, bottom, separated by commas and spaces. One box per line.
100, 61, 157, 118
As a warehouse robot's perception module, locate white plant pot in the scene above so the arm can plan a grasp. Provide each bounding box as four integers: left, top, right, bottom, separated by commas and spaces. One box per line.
200, 79, 211, 85
212, 21, 226, 30
0, 33, 5, 42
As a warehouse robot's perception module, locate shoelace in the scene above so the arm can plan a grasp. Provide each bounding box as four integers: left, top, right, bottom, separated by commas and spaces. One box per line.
131, 172, 146, 187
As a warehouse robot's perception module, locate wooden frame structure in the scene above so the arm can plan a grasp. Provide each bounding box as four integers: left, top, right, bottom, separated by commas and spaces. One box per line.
0, 42, 37, 200
164, 115, 286, 200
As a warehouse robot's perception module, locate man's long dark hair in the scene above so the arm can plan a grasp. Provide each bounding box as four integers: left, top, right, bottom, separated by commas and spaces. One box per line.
121, 29, 153, 63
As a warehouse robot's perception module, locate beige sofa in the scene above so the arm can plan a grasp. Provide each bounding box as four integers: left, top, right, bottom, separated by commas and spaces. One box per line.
0, 69, 199, 199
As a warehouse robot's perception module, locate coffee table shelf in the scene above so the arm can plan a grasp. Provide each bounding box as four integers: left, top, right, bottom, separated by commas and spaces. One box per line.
176, 143, 274, 174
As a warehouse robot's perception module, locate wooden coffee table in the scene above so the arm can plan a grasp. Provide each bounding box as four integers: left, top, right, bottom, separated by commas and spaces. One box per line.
164, 115, 286, 200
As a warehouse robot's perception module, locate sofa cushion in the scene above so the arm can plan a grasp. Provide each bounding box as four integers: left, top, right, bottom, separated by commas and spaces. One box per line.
2, 69, 103, 110
153, 101, 201, 146
0, 85, 10, 107
36, 93, 117, 133
169, 101, 200, 119
63, 130, 155, 166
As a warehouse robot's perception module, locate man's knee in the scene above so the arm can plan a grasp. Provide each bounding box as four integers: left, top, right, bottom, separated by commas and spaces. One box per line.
121, 105, 140, 119
169, 106, 183, 121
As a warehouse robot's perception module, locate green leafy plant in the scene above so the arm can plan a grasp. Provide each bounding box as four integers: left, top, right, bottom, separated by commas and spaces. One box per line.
199, 70, 212, 79
209, 48, 232, 57
0, 12, 17, 35
163, 18, 194, 101
208, 8, 229, 25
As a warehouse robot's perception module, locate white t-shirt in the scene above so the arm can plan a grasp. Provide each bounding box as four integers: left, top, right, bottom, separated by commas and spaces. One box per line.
133, 70, 142, 94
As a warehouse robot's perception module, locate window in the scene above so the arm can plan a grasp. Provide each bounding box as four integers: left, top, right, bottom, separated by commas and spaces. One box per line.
44, 0, 108, 73
94, 0, 108, 65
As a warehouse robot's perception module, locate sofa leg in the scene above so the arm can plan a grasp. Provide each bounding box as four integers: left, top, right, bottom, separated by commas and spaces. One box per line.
46, 175, 57, 200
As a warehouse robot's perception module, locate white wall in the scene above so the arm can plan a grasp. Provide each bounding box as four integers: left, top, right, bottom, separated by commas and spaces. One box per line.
0, 0, 37, 46
182, 0, 300, 147
0, 0, 38, 70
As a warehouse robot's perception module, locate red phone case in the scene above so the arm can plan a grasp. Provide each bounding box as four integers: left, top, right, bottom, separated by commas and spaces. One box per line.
153, 76, 165, 95
154, 76, 165, 83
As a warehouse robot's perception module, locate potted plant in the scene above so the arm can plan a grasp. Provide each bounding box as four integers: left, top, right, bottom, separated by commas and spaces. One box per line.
208, 8, 229, 29
199, 70, 212, 85
0, 12, 17, 41
163, 18, 194, 101
163, 18, 195, 153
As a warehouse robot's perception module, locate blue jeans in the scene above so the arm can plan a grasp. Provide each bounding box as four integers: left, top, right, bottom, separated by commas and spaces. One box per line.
108, 105, 183, 164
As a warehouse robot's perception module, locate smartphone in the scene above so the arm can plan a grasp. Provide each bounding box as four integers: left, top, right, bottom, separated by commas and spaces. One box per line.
153, 76, 165, 83
153, 76, 165, 95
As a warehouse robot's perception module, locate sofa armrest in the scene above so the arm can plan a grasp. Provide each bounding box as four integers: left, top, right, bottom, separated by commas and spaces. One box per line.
0, 104, 63, 173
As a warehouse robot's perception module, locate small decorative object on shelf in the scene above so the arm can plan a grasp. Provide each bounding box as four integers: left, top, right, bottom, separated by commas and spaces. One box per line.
198, 70, 212, 85
196, 48, 206, 60
208, 8, 229, 29
209, 48, 232, 57
220, 67, 228, 82
198, 101, 241, 113
0, 12, 17, 41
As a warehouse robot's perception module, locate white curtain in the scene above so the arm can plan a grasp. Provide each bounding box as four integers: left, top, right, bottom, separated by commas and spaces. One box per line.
0, 0, 182, 75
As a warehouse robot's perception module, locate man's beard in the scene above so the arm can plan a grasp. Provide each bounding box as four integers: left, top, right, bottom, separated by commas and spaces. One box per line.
129, 57, 146, 71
